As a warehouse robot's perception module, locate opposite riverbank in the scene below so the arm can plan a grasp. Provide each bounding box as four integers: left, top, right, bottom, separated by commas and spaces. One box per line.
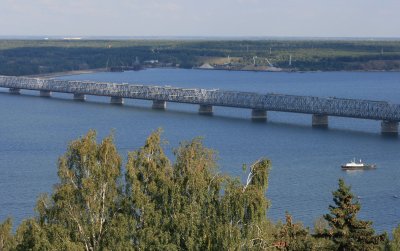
1, 39, 400, 76
25, 68, 108, 79
25, 66, 400, 81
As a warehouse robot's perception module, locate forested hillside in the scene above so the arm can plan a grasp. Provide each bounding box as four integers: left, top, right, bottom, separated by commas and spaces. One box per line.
0, 39, 400, 76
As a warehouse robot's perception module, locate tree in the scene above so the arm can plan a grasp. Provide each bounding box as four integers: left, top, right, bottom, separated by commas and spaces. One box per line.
0, 218, 15, 250
125, 129, 176, 250
4, 129, 278, 250
124, 130, 275, 250
170, 137, 220, 250
16, 130, 125, 251
390, 224, 400, 251
313, 216, 334, 250
317, 179, 386, 251
218, 158, 275, 250
5, 130, 395, 250
274, 212, 314, 250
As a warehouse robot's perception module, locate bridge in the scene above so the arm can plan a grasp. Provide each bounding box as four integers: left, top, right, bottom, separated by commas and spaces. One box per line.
0, 75, 399, 135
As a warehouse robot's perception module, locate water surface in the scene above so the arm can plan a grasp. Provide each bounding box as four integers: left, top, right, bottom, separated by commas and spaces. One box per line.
1, 69, 399, 232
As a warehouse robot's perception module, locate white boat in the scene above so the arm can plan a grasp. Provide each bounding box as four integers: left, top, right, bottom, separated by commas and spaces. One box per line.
341, 158, 376, 170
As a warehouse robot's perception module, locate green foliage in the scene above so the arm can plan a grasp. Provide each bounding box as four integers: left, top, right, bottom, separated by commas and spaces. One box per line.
316, 179, 387, 251
14, 219, 84, 251
52, 130, 122, 250
312, 217, 334, 250
212, 158, 275, 250
170, 137, 220, 249
14, 130, 124, 251
390, 224, 400, 251
274, 212, 314, 250
2, 130, 397, 250
0, 218, 15, 250
124, 128, 175, 250
0, 39, 400, 75
124, 130, 275, 250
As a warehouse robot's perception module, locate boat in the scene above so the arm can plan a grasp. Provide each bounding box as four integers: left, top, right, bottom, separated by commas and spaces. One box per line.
341, 158, 376, 170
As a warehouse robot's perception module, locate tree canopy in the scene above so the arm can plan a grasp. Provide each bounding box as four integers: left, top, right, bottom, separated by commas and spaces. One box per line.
0, 130, 396, 250
316, 179, 387, 251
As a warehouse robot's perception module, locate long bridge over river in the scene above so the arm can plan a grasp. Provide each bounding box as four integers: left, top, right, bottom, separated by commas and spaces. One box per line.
0, 75, 399, 135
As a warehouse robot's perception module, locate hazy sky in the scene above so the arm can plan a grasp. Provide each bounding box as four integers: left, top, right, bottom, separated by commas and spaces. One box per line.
1, 0, 399, 37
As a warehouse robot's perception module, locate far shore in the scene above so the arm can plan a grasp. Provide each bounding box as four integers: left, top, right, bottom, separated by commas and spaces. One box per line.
26, 68, 108, 79
24, 66, 400, 79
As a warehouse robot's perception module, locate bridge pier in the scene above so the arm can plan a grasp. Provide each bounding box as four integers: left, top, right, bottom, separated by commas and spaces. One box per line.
251, 109, 267, 122
40, 90, 51, 97
9, 88, 20, 95
381, 120, 398, 136
152, 100, 166, 110
73, 93, 86, 101
312, 114, 328, 128
199, 104, 213, 115
110, 96, 124, 105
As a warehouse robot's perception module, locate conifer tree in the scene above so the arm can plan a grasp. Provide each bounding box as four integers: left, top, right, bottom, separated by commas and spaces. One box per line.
318, 179, 386, 251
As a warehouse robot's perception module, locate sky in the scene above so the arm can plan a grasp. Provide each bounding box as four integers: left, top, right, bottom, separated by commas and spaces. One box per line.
0, 0, 399, 38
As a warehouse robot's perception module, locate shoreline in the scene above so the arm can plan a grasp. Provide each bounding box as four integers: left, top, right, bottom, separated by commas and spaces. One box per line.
26, 68, 108, 79
24, 66, 400, 79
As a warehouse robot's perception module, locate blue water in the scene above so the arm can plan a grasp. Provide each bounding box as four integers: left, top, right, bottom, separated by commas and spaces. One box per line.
1, 69, 399, 233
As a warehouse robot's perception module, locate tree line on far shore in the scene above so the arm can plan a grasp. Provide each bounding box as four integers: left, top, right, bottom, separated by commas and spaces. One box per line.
1, 39, 400, 76
0, 129, 399, 250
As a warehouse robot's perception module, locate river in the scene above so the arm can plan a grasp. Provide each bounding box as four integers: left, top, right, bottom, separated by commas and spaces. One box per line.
1, 69, 399, 233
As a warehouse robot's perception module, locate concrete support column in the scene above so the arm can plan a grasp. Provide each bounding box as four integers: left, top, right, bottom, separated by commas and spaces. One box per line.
251, 109, 267, 121
9, 88, 20, 95
73, 93, 86, 101
40, 90, 51, 97
312, 114, 328, 128
381, 120, 398, 136
152, 100, 166, 110
199, 104, 213, 115
110, 96, 124, 105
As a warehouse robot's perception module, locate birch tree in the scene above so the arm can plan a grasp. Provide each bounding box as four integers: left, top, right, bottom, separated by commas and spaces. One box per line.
125, 129, 175, 250
0, 218, 15, 250
18, 131, 124, 251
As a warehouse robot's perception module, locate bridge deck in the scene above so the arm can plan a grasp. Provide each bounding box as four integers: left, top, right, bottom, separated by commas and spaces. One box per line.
0, 75, 399, 121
